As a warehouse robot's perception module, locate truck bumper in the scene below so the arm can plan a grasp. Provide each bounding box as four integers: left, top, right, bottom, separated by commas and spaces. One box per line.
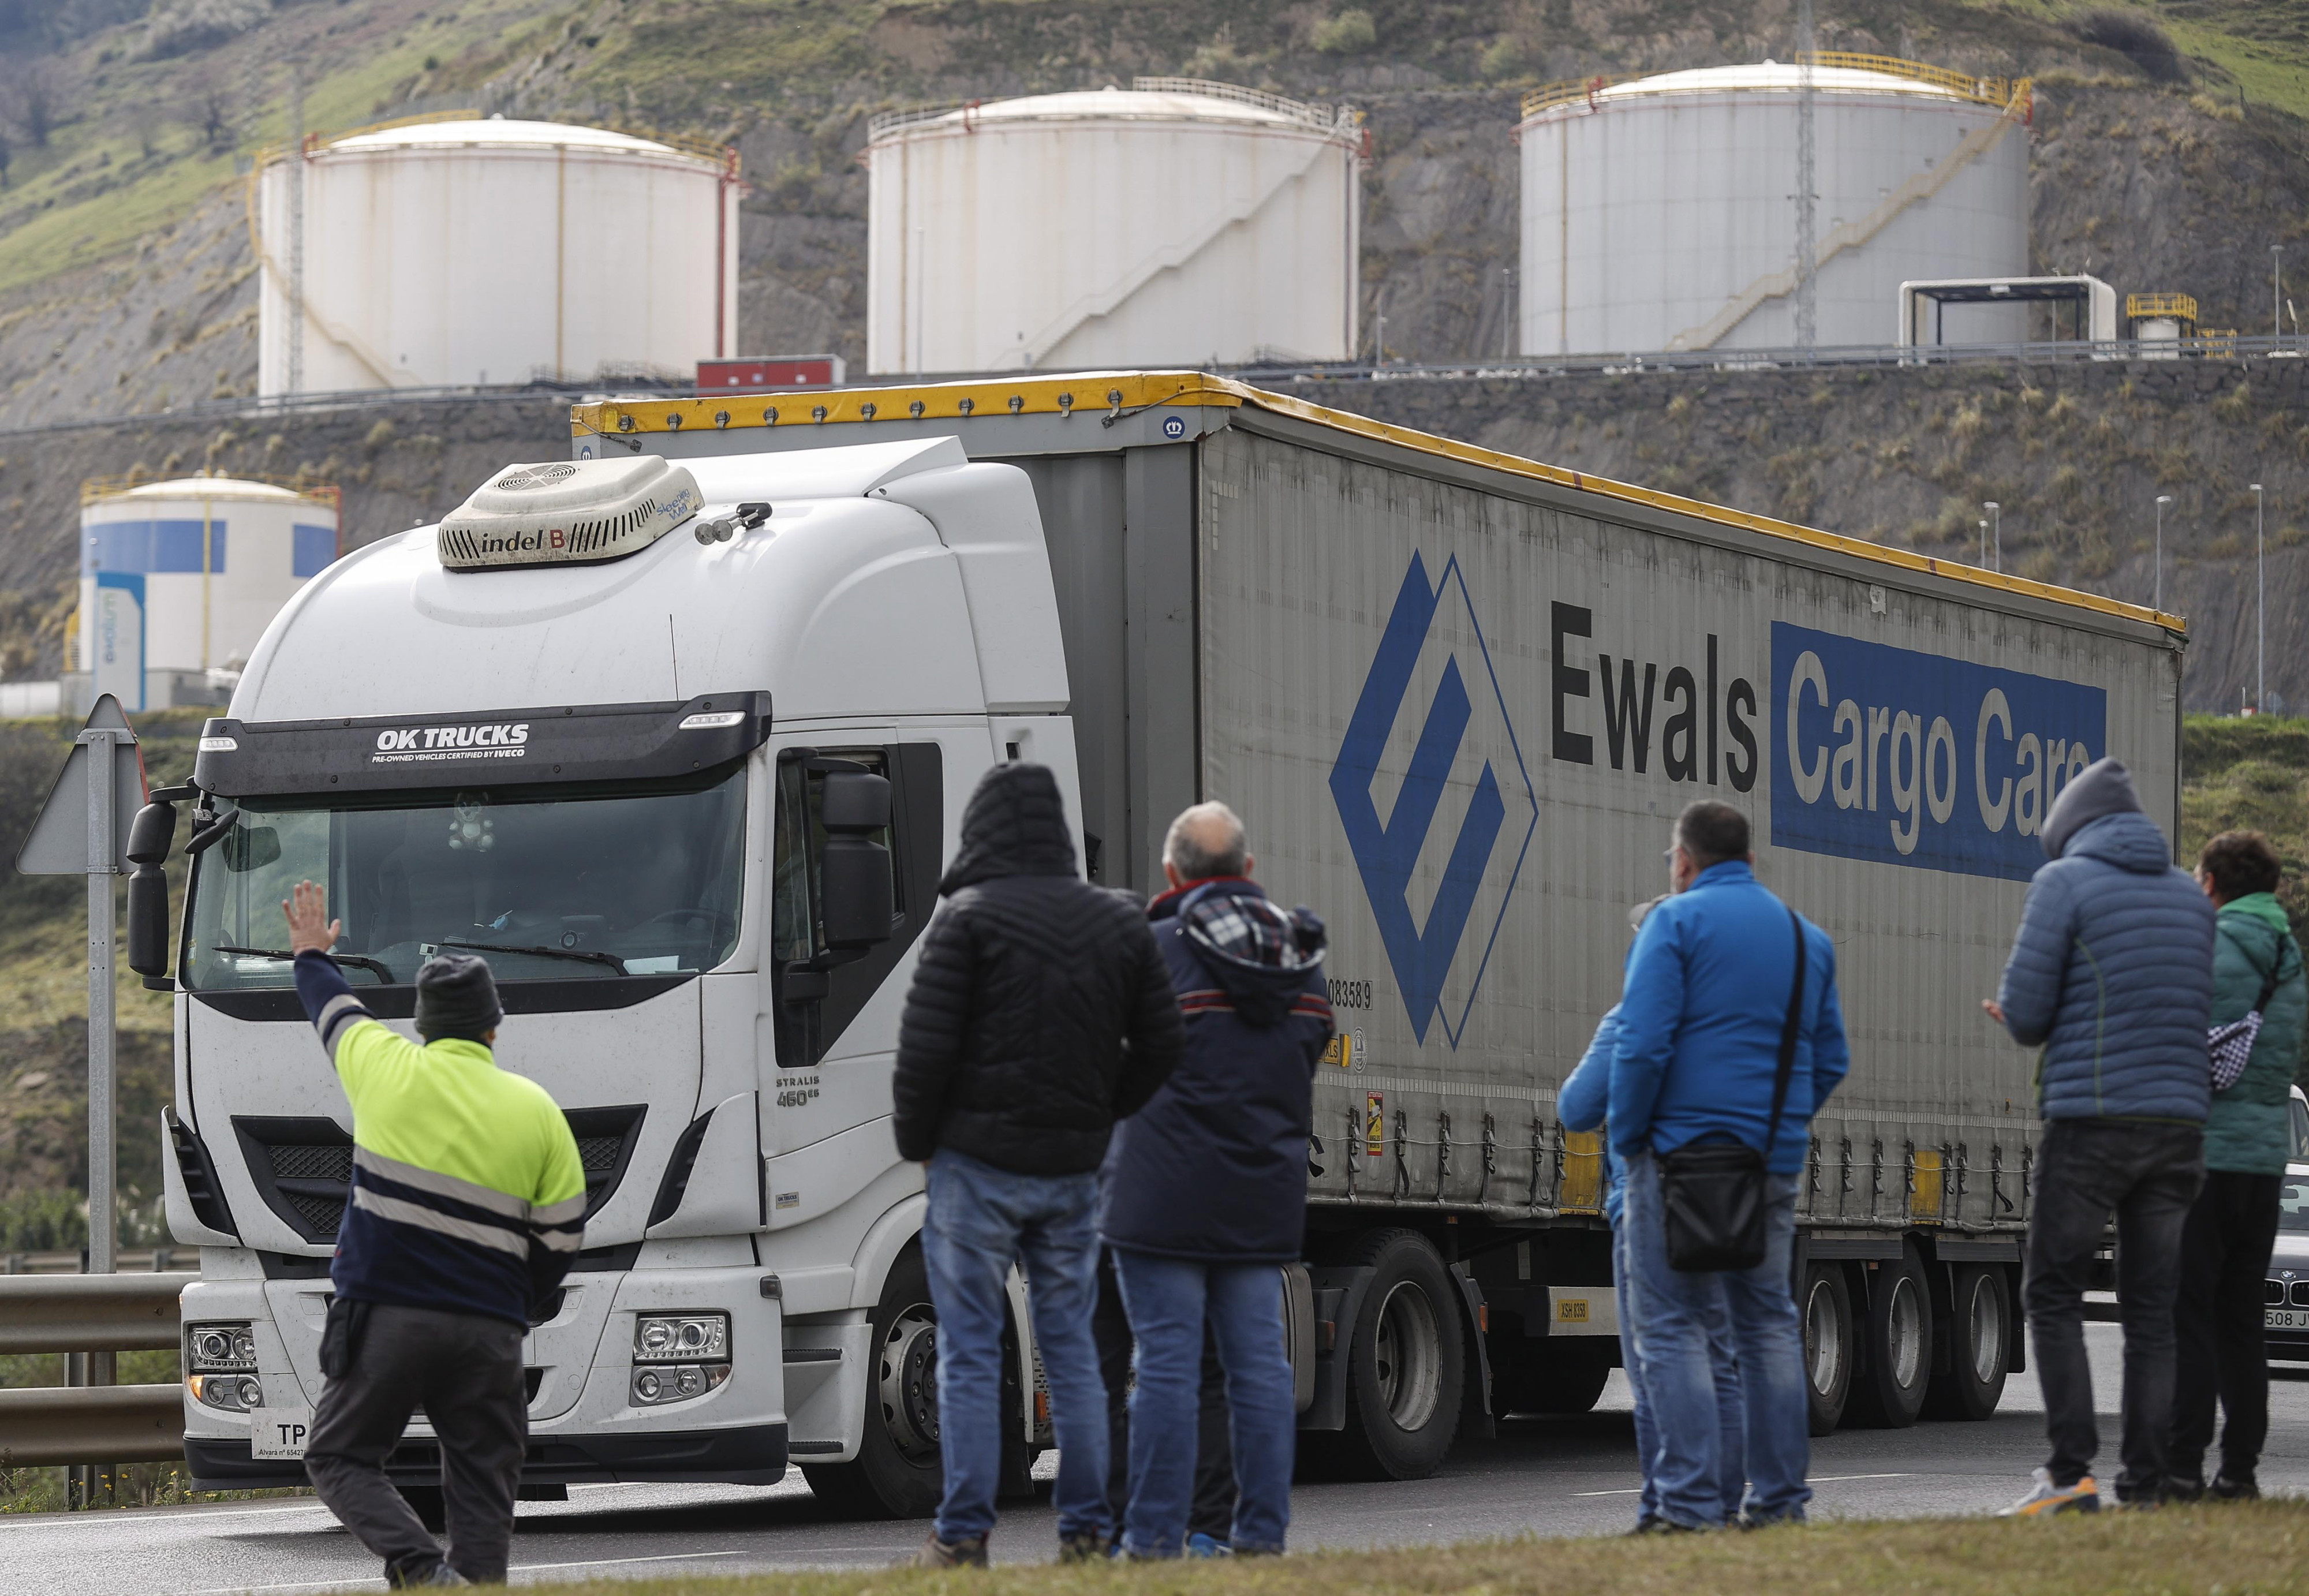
185, 1420, 789, 1490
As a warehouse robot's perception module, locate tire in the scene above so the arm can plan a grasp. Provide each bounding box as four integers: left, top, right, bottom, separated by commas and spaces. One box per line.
1800, 1262, 1855, 1437
801, 1246, 944, 1519
1498, 1340, 1614, 1416
1925, 1264, 2011, 1422
1327, 1229, 1465, 1479
1847, 1246, 1932, 1429
396, 1483, 447, 1533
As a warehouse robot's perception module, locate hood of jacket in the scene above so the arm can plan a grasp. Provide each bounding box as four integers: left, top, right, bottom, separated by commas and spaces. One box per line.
1159, 879, 1328, 1027
2222, 891, 2293, 939
2042, 757, 2144, 858
2061, 809, 2175, 874
939, 762, 1078, 894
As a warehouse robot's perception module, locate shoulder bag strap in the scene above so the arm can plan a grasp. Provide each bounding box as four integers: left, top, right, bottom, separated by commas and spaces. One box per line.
2249, 930, 2296, 1016
1762, 907, 1809, 1162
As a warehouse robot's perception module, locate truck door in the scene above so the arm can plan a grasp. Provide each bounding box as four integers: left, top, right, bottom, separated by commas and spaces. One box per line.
755, 727, 985, 1210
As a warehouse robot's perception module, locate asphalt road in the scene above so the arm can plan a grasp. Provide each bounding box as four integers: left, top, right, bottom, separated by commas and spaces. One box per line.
12, 1326, 2307, 1594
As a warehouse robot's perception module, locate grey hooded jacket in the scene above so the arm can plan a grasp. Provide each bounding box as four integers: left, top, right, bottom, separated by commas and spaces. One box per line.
1994, 758, 2216, 1122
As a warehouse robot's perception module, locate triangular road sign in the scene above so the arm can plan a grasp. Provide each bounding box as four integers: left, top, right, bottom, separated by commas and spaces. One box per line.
16, 694, 147, 876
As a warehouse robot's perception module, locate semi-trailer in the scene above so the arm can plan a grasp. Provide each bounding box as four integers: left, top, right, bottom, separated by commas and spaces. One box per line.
141, 372, 2184, 1515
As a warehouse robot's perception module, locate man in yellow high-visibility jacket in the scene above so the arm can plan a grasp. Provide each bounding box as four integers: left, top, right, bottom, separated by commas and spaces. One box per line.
284, 879, 586, 1587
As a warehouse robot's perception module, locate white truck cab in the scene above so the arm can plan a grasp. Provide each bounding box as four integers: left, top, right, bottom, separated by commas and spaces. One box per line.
160, 436, 1072, 1512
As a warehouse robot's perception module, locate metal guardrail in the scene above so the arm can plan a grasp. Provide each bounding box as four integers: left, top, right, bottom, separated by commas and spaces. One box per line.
0, 1385, 185, 1467
0, 1273, 195, 1467
3, 1247, 196, 1275
0, 1272, 195, 1355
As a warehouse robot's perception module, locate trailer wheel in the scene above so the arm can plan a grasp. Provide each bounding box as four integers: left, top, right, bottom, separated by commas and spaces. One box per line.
1925, 1264, 2010, 1422
802, 1247, 943, 1519
1847, 1246, 1932, 1429
1800, 1262, 1854, 1436
1325, 1229, 1464, 1479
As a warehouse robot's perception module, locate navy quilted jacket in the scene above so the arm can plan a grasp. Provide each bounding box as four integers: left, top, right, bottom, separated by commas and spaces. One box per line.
1995, 804, 2215, 1123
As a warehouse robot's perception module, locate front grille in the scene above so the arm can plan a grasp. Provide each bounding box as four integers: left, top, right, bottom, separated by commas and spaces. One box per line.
237, 1105, 648, 1243
271, 1143, 354, 1183
2272, 1279, 2289, 1307
2293, 1281, 2309, 1309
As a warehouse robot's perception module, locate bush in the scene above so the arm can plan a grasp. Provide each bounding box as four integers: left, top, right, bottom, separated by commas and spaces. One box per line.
2072, 9, 2188, 83
1313, 9, 1377, 54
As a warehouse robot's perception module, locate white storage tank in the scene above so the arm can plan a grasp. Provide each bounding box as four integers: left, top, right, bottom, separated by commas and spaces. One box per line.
77, 475, 340, 711
866, 78, 1362, 373
257, 115, 739, 395
1518, 57, 2031, 355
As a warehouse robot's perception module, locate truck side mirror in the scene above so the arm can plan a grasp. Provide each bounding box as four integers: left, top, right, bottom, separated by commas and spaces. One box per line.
818, 771, 895, 951
125, 800, 177, 981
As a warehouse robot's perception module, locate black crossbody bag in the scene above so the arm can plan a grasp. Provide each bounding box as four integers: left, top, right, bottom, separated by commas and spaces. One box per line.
1656, 907, 1806, 1273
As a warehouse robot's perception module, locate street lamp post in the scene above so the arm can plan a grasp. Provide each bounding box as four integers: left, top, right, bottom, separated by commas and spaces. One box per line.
2252, 482, 2265, 712
2154, 494, 2172, 612
1978, 519, 1989, 567
1983, 500, 2000, 572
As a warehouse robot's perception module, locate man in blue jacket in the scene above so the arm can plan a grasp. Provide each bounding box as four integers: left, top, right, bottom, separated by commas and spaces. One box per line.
1100, 802, 1333, 1558
1557, 897, 1743, 1533
1986, 758, 2214, 1515
1611, 801, 1848, 1530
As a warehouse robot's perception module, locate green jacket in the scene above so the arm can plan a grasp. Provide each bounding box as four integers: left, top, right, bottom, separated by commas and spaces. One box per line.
2204, 892, 2306, 1175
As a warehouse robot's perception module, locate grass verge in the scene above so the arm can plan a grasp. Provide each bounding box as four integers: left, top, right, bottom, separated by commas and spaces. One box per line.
519, 1502, 2309, 1596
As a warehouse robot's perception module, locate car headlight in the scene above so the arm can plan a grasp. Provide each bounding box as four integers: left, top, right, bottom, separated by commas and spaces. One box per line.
187, 1322, 257, 1371
634, 1313, 728, 1363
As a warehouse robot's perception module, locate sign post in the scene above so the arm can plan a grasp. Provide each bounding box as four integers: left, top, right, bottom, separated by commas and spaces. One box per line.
15, 694, 147, 1506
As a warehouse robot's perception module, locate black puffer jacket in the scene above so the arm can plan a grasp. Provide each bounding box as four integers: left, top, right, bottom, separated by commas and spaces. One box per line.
892, 763, 1185, 1175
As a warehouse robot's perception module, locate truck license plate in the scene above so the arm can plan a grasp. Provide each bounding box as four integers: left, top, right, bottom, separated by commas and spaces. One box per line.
250, 1407, 313, 1461
2266, 1309, 2309, 1332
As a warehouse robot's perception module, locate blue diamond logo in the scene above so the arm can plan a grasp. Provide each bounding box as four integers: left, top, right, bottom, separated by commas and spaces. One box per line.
1330, 552, 1539, 1047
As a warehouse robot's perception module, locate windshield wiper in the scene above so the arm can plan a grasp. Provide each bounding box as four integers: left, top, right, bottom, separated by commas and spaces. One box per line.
436, 939, 627, 975
214, 945, 395, 982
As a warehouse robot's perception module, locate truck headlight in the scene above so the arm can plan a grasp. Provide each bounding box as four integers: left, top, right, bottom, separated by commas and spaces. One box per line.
630, 1312, 731, 1406
187, 1322, 257, 1371
634, 1313, 728, 1363
188, 1373, 265, 1412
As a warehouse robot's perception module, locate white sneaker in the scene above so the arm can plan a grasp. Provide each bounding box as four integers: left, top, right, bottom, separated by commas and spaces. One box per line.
1999, 1466, 2100, 1517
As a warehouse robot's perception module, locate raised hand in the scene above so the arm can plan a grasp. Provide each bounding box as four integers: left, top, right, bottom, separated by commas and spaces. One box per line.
283, 880, 343, 958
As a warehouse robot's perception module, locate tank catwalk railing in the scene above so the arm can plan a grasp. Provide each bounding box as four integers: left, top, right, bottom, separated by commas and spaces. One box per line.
1312, 1100, 2032, 1234
1520, 53, 2025, 120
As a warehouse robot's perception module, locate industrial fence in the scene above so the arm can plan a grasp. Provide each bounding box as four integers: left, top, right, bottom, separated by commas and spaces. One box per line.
0, 1272, 192, 1467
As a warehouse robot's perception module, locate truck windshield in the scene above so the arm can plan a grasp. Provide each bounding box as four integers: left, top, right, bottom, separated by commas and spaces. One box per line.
182, 766, 746, 991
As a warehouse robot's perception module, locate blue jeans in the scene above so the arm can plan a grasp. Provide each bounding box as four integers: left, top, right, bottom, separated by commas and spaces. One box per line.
1623, 1150, 1809, 1526
1614, 1223, 1745, 1524
921, 1150, 1111, 1545
1111, 1250, 1295, 1556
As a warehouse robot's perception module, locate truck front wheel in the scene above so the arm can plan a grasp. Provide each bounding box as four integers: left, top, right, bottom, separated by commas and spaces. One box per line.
1321, 1229, 1464, 1479
802, 1247, 943, 1519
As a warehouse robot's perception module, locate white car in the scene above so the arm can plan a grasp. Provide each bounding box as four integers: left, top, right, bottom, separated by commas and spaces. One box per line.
2267, 1085, 2309, 1363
